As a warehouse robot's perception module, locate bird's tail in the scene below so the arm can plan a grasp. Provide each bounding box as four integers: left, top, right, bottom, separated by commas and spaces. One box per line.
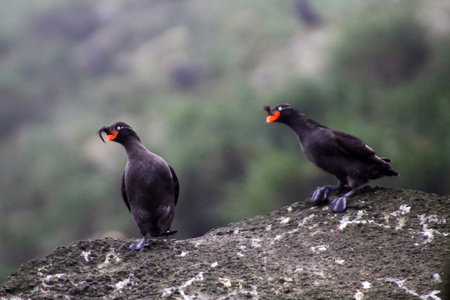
369, 158, 399, 179
382, 158, 399, 176
156, 230, 177, 237
385, 167, 399, 177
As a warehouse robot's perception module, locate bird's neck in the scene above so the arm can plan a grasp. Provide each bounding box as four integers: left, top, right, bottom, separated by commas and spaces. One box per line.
284, 115, 313, 142
122, 140, 149, 161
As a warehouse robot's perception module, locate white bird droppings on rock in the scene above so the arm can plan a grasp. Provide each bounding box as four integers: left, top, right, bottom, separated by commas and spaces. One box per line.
279, 217, 290, 224
418, 214, 446, 225
162, 272, 204, 299
354, 289, 364, 300
391, 204, 411, 217
271, 227, 300, 245
81, 250, 92, 262
395, 217, 406, 230
432, 273, 442, 283
211, 262, 219, 268
379, 277, 442, 299
310, 245, 328, 253
415, 214, 448, 244
421, 224, 437, 243
273, 234, 283, 241
45, 273, 65, 282
218, 277, 232, 288
419, 223, 448, 244
421, 290, 443, 300
251, 239, 262, 248
339, 210, 366, 230
399, 204, 411, 214
361, 281, 371, 289
297, 214, 315, 227
98, 250, 121, 269
178, 251, 189, 257
115, 277, 131, 290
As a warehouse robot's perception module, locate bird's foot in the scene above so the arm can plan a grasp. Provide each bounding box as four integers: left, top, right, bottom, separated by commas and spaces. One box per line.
129, 236, 149, 250
329, 189, 356, 212
310, 185, 341, 205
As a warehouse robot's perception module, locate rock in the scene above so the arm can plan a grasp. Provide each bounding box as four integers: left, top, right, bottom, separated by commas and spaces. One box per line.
1, 187, 449, 299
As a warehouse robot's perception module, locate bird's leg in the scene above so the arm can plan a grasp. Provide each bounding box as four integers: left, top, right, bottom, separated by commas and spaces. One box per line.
129, 236, 149, 250
329, 189, 356, 212
310, 185, 342, 205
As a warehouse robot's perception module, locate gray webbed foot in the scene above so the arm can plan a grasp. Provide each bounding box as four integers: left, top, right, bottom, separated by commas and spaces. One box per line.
310, 185, 341, 205
129, 236, 148, 250
329, 189, 356, 212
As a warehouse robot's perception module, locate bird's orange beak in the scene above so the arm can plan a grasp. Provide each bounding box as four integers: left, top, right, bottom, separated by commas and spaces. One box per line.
266, 111, 280, 123
107, 131, 119, 141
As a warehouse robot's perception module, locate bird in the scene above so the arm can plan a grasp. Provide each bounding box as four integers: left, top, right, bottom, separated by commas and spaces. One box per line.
263, 103, 399, 212
292, 0, 322, 28
98, 122, 179, 250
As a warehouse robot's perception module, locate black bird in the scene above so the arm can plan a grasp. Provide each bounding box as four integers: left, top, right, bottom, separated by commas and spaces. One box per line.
98, 122, 179, 250
263, 104, 399, 212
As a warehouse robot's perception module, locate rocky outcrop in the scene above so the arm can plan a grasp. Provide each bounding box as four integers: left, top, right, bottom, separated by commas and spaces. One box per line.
1, 187, 448, 299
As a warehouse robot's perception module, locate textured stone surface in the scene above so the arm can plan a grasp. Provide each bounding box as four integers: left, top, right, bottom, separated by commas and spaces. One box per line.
1, 187, 449, 299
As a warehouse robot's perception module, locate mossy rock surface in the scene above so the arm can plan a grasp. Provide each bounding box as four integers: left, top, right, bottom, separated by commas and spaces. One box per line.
1, 187, 449, 299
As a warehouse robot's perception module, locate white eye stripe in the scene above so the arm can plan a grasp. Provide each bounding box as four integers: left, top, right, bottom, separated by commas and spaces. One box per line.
278, 106, 292, 111
116, 125, 123, 130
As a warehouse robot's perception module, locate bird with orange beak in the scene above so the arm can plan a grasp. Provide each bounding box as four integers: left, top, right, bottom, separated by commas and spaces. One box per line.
98, 122, 179, 250
264, 104, 398, 212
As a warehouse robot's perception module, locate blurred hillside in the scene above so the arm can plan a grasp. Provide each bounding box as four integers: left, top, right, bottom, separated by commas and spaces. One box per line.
0, 0, 449, 282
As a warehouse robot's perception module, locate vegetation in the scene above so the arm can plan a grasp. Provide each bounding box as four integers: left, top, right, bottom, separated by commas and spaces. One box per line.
0, 0, 449, 282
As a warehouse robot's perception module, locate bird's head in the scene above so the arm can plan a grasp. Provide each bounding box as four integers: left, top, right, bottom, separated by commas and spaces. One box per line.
263, 103, 298, 123
98, 122, 140, 144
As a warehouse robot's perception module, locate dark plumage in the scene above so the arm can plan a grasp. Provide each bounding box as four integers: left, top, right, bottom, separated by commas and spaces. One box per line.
264, 104, 398, 212
98, 122, 179, 250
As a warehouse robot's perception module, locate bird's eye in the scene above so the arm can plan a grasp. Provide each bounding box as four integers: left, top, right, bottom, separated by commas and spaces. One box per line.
116, 125, 123, 130
278, 107, 283, 111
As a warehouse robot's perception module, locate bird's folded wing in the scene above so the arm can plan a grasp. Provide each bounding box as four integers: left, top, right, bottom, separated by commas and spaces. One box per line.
332, 130, 376, 160
121, 172, 131, 212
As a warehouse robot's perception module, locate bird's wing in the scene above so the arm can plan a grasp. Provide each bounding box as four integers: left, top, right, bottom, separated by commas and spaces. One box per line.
121, 172, 131, 212
169, 165, 179, 206
332, 130, 377, 161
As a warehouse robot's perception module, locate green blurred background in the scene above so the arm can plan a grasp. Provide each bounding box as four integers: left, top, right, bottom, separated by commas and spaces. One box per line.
1, 0, 449, 282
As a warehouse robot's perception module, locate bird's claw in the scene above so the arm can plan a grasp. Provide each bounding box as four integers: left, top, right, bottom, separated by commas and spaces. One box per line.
129, 243, 140, 250
129, 237, 148, 250
310, 185, 342, 205
329, 189, 356, 212
310, 186, 329, 205
330, 196, 347, 212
